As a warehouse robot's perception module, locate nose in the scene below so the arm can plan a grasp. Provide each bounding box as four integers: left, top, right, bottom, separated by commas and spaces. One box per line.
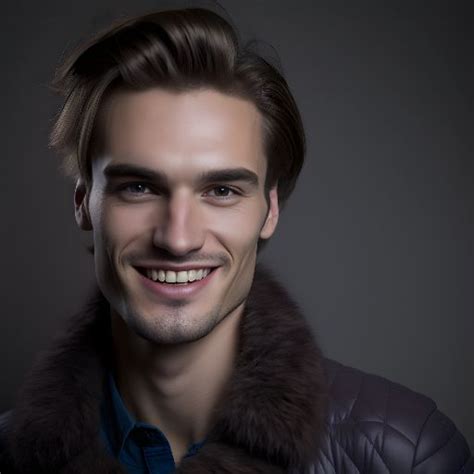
152, 191, 205, 257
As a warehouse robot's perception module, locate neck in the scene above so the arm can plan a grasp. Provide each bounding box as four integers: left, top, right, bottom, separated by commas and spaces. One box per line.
110, 303, 244, 462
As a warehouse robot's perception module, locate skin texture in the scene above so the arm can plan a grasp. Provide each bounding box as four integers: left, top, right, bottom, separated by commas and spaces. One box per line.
74, 88, 279, 463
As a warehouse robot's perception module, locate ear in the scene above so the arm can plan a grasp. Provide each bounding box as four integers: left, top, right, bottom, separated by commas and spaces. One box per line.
259, 186, 279, 240
74, 179, 92, 231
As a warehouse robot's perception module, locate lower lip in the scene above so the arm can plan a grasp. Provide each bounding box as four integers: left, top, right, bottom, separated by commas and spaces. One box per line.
136, 268, 218, 300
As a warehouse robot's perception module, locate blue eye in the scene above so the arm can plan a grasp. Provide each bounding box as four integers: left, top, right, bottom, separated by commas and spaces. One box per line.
207, 186, 236, 198
123, 183, 150, 194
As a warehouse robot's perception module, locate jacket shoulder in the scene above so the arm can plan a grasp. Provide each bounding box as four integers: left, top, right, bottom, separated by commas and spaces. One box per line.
317, 358, 473, 473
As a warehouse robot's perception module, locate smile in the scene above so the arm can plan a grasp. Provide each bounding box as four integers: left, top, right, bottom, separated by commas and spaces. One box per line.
134, 265, 218, 299
137, 267, 214, 284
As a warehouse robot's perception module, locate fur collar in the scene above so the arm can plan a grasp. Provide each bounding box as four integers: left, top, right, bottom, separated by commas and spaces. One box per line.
6, 264, 328, 473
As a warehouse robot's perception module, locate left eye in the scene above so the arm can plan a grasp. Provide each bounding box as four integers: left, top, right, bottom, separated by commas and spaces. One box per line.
206, 186, 236, 198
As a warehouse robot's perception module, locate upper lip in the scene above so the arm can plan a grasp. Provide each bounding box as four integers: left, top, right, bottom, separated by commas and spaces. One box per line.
134, 263, 219, 272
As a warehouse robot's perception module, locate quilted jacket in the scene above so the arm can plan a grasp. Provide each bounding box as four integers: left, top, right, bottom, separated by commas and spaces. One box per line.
0, 265, 472, 473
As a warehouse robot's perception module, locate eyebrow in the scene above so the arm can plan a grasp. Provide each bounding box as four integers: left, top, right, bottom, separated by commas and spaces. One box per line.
103, 163, 260, 188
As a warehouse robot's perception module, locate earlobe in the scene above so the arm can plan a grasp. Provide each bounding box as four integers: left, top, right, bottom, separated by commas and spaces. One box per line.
259, 186, 279, 240
74, 179, 92, 231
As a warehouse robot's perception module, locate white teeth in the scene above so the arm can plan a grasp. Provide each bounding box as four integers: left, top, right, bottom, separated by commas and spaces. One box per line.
165, 271, 177, 283
176, 271, 188, 283
145, 267, 213, 284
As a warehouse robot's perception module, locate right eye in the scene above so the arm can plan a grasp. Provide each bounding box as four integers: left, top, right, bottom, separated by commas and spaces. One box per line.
122, 183, 151, 194
114, 182, 156, 200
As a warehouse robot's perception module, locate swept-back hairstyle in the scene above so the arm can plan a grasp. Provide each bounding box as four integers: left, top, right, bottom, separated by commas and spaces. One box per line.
50, 7, 305, 208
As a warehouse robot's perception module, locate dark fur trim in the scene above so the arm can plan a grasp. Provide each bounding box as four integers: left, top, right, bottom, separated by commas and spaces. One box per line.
6, 264, 327, 473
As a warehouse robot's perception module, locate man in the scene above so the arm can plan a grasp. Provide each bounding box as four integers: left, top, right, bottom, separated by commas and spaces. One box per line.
0, 6, 472, 474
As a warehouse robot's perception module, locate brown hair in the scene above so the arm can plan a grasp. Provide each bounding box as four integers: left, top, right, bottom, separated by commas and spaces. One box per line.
49, 7, 305, 209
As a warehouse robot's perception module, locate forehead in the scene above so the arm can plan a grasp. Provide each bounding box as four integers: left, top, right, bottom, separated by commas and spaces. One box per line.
96, 88, 266, 180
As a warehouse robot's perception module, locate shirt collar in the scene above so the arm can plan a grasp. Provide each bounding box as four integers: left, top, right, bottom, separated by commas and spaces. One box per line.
100, 371, 208, 460
100, 371, 136, 457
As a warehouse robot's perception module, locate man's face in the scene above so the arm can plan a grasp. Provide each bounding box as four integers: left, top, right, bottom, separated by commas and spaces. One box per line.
75, 88, 279, 345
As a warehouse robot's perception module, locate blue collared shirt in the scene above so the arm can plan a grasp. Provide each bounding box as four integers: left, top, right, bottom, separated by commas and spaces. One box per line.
100, 373, 206, 473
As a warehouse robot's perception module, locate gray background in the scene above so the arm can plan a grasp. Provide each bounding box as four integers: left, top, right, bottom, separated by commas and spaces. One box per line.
1, 0, 472, 451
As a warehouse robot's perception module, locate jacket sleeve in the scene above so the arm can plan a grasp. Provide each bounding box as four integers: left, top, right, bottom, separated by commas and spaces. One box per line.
320, 359, 473, 473
411, 406, 473, 473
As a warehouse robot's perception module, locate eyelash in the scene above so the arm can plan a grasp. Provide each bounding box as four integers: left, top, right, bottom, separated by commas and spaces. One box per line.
117, 183, 240, 200
205, 186, 239, 199
120, 183, 152, 195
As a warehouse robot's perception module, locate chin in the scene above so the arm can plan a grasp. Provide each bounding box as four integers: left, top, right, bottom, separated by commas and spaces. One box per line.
119, 301, 221, 346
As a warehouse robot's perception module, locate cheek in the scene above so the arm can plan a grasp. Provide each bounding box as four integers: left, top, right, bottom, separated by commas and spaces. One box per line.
94, 199, 153, 252
206, 203, 264, 253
